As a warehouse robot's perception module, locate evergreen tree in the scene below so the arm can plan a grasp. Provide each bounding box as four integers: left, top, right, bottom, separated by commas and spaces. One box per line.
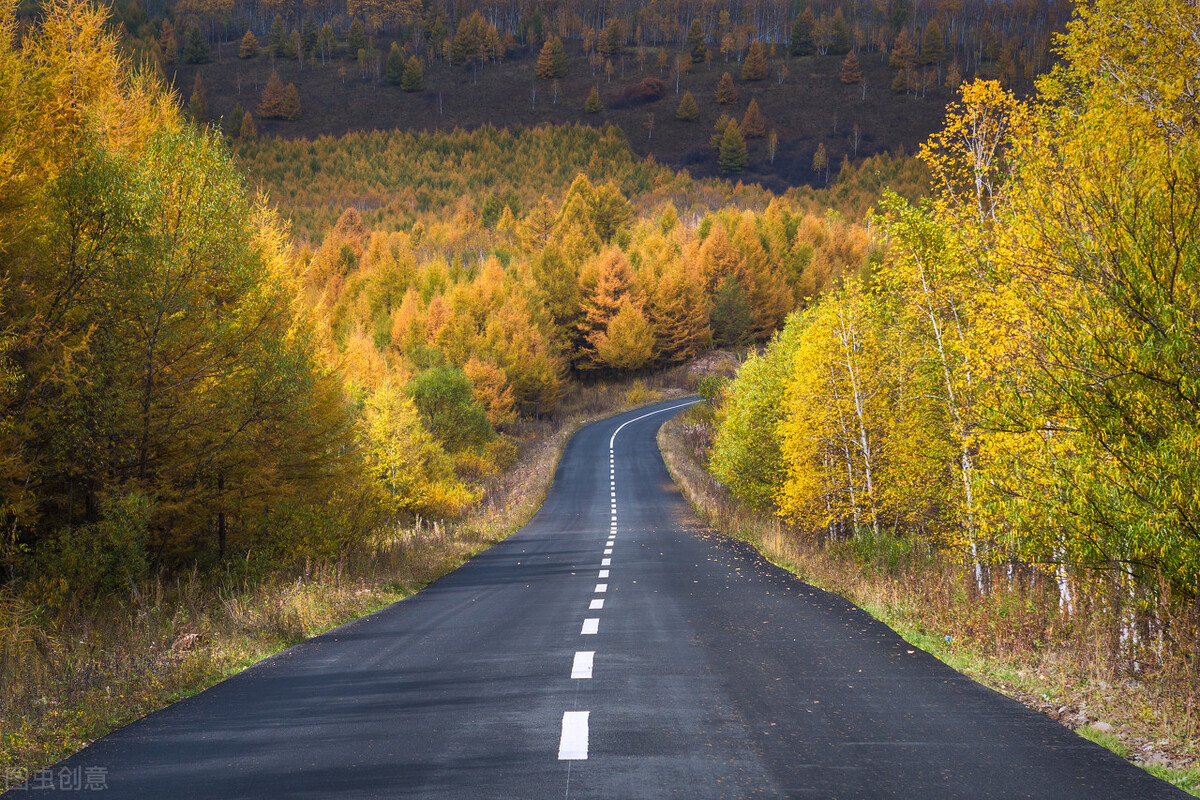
919, 20, 945, 65
401, 55, 424, 91
268, 16, 287, 57
347, 19, 366, 60
385, 42, 405, 84
742, 41, 768, 81
741, 98, 766, 137
790, 8, 814, 56
840, 51, 863, 84
687, 19, 706, 63
676, 90, 699, 120
710, 276, 753, 346
830, 9, 852, 55
715, 71, 738, 104
585, 86, 602, 112
718, 120, 749, 173
238, 29, 258, 59
182, 25, 209, 64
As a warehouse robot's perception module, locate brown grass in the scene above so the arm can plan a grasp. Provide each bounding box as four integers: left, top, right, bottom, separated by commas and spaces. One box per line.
0, 372, 689, 784
658, 407, 1200, 795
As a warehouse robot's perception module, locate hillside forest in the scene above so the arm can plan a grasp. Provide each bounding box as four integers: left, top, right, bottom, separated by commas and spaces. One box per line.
13, 0, 1071, 185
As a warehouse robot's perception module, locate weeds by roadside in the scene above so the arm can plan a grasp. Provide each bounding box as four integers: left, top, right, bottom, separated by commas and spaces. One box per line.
657, 406, 1200, 796
0, 373, 688, 781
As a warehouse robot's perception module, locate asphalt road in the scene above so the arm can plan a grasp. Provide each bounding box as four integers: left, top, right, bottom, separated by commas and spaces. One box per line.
8, 398, 1188, 798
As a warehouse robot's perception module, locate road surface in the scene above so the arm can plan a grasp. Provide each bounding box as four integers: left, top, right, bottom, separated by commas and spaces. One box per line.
7, 398, 1187, 798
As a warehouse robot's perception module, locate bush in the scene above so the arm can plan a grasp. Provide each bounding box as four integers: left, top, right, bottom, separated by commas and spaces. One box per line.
407, 366, 494, 452
610, 78, 667, 108
27, 493, 153, 609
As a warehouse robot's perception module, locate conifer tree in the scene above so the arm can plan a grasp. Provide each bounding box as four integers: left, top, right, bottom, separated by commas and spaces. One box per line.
830, 9, 852, 55
742, 41, 768, 81
741, 98, 766, 137
188, 72, 208, 121
715, 71, 738, 104
258, 70, 287, 118
840, 51, 863, 84
182, 25, 209, 64
536, 36, 567, 78
241, 110, 257, 139
919, 20, 945, 65
282, 82, 302, 120
158, 18, 178, 63
386, 42, 405, 84
790, 8, 814, 56
239, 29, 258, 59
718, 120, 748, 173
676, 90, 699, 120
347, 20, 366, 59
585, 86, 602, 112
401, 55, 424, 91
688, 19, 706, 63
269, 16, 286, 56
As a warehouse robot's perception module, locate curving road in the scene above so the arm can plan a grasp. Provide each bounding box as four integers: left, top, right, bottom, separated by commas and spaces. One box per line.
7, 398, 1187, 798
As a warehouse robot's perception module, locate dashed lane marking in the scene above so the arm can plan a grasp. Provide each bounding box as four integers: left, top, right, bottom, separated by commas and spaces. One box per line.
571, 651, 594, 679
559, 711, 589, 760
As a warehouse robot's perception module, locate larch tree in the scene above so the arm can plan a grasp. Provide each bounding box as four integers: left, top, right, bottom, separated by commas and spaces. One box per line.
741, 40, 768, 81
238, 29, 257, 59
741, 98, 766, 137
840, 51, 863, 84
676, 90, 699, 120
715, 71, 738, 104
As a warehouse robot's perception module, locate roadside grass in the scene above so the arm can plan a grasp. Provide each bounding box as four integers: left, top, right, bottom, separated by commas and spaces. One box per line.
657, 407, 1200, 796
0, 373, 688, 783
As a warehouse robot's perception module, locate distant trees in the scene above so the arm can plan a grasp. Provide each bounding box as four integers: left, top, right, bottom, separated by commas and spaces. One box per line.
741, 98, 765, 137
238, 29, 257, 58
715, 71, 737, 104
401, 55, 424, 90
840, 51, 863, 84
676, 90, 699, 120
585, 86, 602, 112
742, 41, 768, 81
258, 71, 300, 119
718, 120, 748, 172
536, 36, 567, 79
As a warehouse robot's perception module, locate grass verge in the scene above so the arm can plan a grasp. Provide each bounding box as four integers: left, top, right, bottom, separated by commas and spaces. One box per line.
657, 407, 1200, 796
0, 375, 687, 785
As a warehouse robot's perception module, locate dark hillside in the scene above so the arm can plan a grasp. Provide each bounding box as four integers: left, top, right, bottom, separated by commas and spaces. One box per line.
174, 46, 951, 192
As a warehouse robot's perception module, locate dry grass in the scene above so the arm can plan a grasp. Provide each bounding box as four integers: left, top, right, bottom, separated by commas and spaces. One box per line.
658, 408, 1200, 796
0, 373, 689, 784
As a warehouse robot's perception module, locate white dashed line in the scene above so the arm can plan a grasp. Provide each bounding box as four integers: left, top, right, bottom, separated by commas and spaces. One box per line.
604, 548, 613, 555
601, 558, 611, 566
559, 711, 589, 760
595, 583, 607, 593
581, 618, 599, 635
598, 570, 609, 578
589, 598, 604, 609
571, 651, 594, 679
